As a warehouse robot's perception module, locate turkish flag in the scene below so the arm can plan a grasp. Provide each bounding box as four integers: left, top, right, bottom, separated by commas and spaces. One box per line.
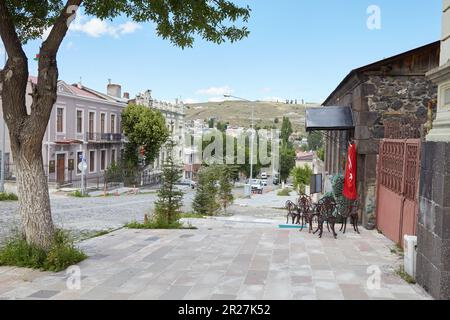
343, 143, 357, 200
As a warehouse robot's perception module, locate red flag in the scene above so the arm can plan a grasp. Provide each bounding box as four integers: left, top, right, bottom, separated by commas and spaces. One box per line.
343, 143, 357, 200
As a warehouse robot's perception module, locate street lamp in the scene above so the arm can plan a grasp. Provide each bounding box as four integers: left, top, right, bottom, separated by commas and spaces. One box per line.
224, 94, 255, 198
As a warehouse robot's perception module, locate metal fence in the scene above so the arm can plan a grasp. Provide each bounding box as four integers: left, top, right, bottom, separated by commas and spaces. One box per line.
4, 164, 161, 190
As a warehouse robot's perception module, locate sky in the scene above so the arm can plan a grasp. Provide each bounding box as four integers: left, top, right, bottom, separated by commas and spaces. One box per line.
0, 0, 442, 104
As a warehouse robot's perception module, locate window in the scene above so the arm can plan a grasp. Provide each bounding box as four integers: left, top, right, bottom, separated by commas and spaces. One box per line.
89, 151, 95, 173
100, 150, 106, 171
445, 87, 450, 106
111, 149, 116, 165
76, 151, 83, 174
76, 110, 83, 133
110, 114, 116, 134
88, 112, 95, 135
100, 113, 106, 134
56, 108, 64, 133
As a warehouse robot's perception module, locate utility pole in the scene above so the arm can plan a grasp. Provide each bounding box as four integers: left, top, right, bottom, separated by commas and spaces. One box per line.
223, 94, 255, 198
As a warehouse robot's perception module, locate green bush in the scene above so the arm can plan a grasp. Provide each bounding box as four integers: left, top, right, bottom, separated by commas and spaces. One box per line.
125, 220, 197, 230
0, 230, 87, 272
0, 192, 18, 201
277, 188, 292, 196
69, 190, 90, 198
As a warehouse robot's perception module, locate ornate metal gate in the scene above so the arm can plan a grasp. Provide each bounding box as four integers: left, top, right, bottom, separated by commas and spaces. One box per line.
376, 139, 421, 246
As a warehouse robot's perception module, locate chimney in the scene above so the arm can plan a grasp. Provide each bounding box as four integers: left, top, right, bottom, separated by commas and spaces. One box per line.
107, 79, 122, 98
123, 92, 130, 100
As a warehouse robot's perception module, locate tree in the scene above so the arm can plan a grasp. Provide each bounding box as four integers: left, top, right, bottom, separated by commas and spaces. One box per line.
280, 143, 296, 184
121, 104, 169, 167
307, 131, 323, 151
281, 117, 293, 143
291, 165, 313, 194
217, 165, 235, 214
0, 1, 250, 250
192, 166, 220, 216
154, 139, 184, 225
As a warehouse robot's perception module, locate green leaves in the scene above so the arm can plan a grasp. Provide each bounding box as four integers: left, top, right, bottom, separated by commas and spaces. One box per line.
9, 0, 251, 47
291, 164, 313, 194
121, 104, 169, 165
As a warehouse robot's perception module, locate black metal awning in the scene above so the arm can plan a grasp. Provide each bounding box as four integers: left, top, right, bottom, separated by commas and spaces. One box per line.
305, 106, 354, 132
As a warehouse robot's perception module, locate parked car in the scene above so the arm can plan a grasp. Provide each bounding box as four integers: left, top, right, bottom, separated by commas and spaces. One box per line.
261, 172, 268, 179
272, 173, 280, 185
177, 178, 197, 189
261, 179, 268, 186
250, 179, 263, 194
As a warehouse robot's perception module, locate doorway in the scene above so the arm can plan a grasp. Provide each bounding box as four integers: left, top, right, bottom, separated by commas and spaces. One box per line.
56, 154, 65, 184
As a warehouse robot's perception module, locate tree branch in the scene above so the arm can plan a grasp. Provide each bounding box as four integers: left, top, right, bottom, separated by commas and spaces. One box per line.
29, 0, 83, 133
0, 0, 27, 60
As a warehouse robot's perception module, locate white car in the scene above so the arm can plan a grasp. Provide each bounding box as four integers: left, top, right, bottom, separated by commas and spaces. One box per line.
261, 179, 268, 186
261, 172, 268, 179
250, 179, 263, 194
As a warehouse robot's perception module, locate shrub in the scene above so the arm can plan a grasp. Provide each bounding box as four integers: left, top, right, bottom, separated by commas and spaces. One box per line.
125, 220, 196, 230
0, 230, 87, 272
277, 188, 292, 196
69, 190, 90, 198
0, 192, 18, 201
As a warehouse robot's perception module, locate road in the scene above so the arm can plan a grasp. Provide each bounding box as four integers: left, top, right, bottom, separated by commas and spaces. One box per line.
0, 187, 196, 242
0, 186, 297, 242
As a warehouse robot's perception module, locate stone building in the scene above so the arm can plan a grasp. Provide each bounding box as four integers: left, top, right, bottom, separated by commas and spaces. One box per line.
416, 0, 450, 300
322, 41, 440, 228
131, 90, 185, 173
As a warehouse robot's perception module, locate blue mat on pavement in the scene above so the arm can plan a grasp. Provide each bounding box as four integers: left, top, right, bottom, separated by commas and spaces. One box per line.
279, 224, 308, 229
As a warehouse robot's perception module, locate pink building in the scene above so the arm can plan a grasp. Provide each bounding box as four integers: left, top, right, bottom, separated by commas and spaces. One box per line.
0, 77, 128, 188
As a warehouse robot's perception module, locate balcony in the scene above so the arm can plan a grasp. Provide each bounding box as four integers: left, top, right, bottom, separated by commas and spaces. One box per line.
86, 132, 123, 143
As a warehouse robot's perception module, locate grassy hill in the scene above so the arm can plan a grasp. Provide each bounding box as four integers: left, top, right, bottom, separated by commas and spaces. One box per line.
185, 101, 320, 133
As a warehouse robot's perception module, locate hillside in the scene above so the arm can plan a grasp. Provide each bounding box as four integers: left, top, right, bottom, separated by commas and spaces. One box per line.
185, 101, 320, 133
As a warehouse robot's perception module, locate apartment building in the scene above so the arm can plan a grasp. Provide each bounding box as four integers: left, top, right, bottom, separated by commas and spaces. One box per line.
0, 77, 128, 187
131, 90, 185, 173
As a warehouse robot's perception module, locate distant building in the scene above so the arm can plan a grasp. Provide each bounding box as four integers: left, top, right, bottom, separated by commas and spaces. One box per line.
295, 151, 314, 168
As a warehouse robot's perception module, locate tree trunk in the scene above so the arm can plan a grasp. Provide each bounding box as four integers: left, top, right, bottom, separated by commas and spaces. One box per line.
0, 0, 82, 251
14, 146, 54, 249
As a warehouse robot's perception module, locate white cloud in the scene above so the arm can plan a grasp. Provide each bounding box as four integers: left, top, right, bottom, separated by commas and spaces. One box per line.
119, 21, 142, 35
69, 14, 142, 38
261, 87, 272, 93
196, 85, 233, 96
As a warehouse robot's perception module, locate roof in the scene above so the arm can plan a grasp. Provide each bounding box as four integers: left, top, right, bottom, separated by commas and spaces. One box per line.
305, 106, 354, 132
296, 151, 314, 161
322, 41, 440, 105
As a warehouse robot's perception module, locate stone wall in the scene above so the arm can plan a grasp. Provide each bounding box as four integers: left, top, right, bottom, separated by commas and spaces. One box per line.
325, 74, 437, 229
364, 75, 437, 140
416, 141, 450, 300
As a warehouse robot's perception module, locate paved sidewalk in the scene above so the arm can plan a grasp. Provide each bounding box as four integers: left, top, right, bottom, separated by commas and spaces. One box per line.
0, 217, 430, 300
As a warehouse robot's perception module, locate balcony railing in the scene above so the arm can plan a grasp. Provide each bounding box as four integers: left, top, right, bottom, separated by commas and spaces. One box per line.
86, 132, 123, 142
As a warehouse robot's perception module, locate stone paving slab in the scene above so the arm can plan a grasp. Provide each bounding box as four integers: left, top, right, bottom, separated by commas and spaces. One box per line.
0, 217, 432, 300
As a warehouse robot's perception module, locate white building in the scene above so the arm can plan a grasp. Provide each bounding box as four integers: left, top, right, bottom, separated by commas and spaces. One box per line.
132, 90, 185, 171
